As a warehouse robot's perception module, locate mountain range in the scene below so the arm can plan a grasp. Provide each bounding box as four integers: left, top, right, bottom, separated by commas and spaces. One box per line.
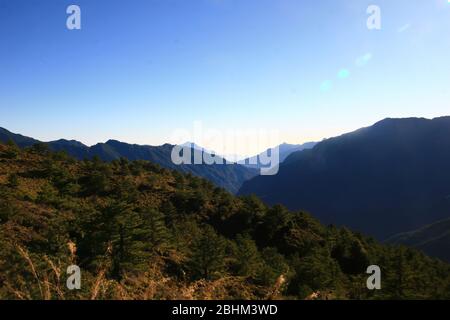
4, 116, 450, 250
0, 127, 318, 194
239, 116, 450, 240
0, 127, 256, 194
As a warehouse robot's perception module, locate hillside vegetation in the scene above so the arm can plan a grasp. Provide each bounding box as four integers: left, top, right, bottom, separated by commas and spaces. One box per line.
0, 141, 449, 300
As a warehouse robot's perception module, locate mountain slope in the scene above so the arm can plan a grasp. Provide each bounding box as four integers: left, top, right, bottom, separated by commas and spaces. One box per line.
0, 127, 40, 148
239, 117, 450, 239
1, 141, 449, 300
242, 142, 317, 169
0, 127, 257, 193
387, 217, 450, 262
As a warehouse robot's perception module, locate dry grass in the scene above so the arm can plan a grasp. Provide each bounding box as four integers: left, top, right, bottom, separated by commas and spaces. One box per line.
7, 242, 284, 300
16, 245, 45, 299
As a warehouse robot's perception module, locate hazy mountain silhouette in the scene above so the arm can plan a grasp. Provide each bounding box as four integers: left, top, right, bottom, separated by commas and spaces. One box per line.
239, 117, 450, 239
242, 142, 317, 169
0, 127, 257, 193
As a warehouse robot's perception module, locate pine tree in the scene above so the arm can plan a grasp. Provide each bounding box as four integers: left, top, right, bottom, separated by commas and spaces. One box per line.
7, 174, 19, 188
386, 247, 417, 299
78, 201, 152, 280
233, 234, 263, 278
113, 204, 155, 278
331, 228, 369, 275
80, 159, 113, 195
31, 142, 50, 155
189, 225, 226, 279
256, 247, 289, 287
0, 194, 15, 223
289, 247, 337, 297
160, 200, 177, 227
141, 208, 169, 250
3, 140, 20, 159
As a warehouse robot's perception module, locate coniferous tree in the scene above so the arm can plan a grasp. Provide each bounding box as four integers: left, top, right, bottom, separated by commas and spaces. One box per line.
0, 194, 15, 224
384, 247, 417, 299
31, 142, 50, 155
256, 247, 289, 287
232, 234, 263, 278
160, 200, 177, 227
189, 225, 226, 280
3, 140, 19, 159
141, 208, 169, 250
7, 174, 19, 188
289, 248, 337, 297
104, 202, 152, 279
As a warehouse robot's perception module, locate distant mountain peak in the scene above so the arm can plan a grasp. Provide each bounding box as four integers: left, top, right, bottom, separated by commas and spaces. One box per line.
241, 141, 317, 169
0, 127, 257, 193
50, 139, 87, 148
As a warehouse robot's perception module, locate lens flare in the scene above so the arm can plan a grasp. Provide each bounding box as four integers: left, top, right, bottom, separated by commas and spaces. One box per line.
338, 69, 350, 79
320, 80, 332, 92
356, 53, 372, 67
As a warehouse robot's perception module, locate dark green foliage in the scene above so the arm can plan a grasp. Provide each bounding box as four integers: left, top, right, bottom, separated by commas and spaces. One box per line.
30, 142, 50, 155
289, 248, 339, 297
141, 208, 169, 249
0, 194, 16, 224
74, 201, 153, 280
79, 158, 113, 195
1, 140, 20, 159
256, 248, 289, 287
7, 174, 19, 188
231, 234, 263, 278
36, 184, 60, 206
0, 143, 449, 300
188, 225, 227, 280
331, 229, 370, 275
160, 200, 177, 227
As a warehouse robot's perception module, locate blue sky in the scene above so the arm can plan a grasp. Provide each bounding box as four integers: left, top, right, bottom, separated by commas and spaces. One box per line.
1, 0, 449, 155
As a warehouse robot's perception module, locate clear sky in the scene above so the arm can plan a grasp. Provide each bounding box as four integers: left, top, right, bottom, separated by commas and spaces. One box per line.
1, 0, 449, 156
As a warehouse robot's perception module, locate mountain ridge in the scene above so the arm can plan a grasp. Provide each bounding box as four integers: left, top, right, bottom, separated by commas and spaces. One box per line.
242, 142, 317, 169
0, 127, 257, 193
239, 116, 450, 239
386, 217, 450, 262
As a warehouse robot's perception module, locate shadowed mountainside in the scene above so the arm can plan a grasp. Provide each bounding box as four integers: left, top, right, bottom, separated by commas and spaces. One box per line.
387, 217, 450, 262
241, 142, 317, 170
239, 117, 450, 239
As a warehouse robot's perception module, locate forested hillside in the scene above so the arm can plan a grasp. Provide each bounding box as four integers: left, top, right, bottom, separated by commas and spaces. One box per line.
0, 141, 449, 300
